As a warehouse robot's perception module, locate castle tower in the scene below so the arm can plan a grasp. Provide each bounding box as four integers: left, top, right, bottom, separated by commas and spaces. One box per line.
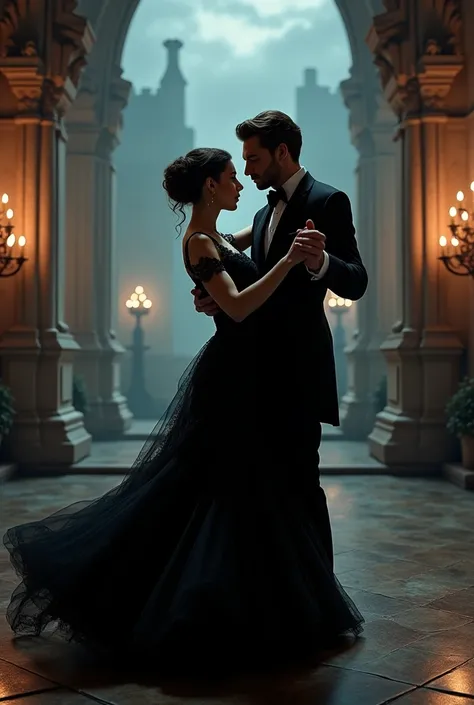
159, 39, 187, 126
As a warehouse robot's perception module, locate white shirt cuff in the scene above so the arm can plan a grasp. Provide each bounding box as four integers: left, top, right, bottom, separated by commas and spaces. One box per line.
306, 251, 329, 280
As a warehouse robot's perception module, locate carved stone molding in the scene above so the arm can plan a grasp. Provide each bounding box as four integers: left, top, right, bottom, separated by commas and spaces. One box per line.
0, 0, 94, 118
367, 0, 464, 119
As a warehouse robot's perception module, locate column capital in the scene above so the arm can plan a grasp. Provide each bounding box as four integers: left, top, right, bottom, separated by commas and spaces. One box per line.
367, 0, 464, 119
0, 0, 94, 119
67, 64, 131, 155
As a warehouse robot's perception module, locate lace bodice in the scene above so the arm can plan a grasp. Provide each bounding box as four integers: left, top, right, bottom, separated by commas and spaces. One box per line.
185, 233, 258, 292
184, 232, 259, 331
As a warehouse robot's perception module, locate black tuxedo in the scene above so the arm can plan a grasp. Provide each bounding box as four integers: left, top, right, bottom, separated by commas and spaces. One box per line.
251, 172, 367, 569
251, 171, 367, 426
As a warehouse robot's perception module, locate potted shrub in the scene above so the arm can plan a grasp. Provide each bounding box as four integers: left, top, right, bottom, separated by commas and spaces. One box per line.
446, 377, 474, 469
0, 380, 14, 448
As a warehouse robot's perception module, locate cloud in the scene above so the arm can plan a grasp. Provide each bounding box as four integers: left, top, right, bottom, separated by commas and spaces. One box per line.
195, 9, 311, 56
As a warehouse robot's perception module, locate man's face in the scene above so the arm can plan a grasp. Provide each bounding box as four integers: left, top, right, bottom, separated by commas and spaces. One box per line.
242, 136, 282, 190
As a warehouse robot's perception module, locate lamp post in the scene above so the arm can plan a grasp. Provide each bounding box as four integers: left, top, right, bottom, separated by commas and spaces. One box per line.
327, 292, 353, 398
0, 193, 27, 277
125, 285, 157, 419
438, 183, 474, 276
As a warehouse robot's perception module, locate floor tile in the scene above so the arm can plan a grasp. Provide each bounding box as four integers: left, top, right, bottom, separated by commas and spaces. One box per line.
0, 658, 59, 700
426, 658, 474, 697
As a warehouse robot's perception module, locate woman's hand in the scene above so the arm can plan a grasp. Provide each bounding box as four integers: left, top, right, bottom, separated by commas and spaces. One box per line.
286, 234, 311, 266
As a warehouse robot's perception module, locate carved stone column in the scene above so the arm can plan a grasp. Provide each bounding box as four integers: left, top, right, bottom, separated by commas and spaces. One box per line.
0, 1, 93, 465
366, 1, 464, 468
338, 74, 400, 439
65, 67, 133, 438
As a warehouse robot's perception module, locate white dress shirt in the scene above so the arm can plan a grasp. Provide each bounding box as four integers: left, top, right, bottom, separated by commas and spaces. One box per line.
265, 166, 329, 280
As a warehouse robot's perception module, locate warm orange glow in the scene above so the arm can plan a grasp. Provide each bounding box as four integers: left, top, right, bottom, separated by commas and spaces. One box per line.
6, 233, 15, 248
6, 208, 13, 219
461, 210, 469, 222
449, 206, 457, 218
1, 193, 8, 204
126, 286, 152, 312
451, 237, 459, 247
439, 235, 448, 247
457, 190, 464, 202
18, 235, 26, 247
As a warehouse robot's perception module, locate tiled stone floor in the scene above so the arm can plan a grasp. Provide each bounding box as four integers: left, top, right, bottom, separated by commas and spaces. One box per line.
0, 475, 474, 703
75, 436, 384, 473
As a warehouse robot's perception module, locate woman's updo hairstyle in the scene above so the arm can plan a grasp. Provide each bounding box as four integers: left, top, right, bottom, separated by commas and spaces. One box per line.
163, 147, 232, 231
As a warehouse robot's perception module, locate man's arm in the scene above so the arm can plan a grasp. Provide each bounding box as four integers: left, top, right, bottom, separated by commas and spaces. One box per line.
229, 225, 252, 252
317, 191, 367, 301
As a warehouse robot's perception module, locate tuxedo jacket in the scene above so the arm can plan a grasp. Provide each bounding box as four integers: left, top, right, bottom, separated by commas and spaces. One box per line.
250, 171, 368, 426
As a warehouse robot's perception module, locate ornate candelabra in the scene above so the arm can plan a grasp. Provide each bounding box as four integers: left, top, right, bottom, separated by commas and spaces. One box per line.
327, 292, 353, 398
439, 183, 474, 277
125, 285, 157, 419
0, 193, 27, 277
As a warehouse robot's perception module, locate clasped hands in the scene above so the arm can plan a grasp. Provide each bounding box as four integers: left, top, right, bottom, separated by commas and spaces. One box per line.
293, 219, 326, 273
192, 220, 326, 316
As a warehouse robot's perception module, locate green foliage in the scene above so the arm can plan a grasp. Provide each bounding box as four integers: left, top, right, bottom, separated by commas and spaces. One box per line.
73, 375, 88, 416
446, 377, 474, 438
0, 380, 14, 438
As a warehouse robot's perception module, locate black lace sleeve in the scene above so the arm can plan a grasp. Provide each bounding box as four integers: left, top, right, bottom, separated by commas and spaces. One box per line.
223, 233, 237, 247
191, 256, 226, 283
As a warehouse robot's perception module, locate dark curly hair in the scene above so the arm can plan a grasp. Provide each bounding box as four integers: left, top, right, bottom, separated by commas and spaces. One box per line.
163, 147, 232, 232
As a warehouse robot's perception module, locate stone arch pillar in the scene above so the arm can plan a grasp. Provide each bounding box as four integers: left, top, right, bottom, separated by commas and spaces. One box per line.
0, 0, 93, 464
65, 63, 133, 437
64, 0, 140, 437
338, 73, 400, 438
366, 0, 465, 468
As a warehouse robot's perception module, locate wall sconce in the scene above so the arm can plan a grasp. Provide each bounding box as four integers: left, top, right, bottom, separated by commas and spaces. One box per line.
0, 193, 27, 277
438, 184, 474, 277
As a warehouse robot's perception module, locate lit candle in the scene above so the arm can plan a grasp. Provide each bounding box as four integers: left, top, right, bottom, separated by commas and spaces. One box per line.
439, 234, 448, 258
1, 193, 8, 205
449, 206, 457, 224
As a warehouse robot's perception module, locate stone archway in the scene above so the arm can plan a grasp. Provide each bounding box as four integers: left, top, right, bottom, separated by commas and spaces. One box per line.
0, 0, 399, 465
67, 0, 400, 440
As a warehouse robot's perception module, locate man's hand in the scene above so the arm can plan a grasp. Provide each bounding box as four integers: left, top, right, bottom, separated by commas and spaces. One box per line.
297, 219, 326, 272
191, 287, 221, 316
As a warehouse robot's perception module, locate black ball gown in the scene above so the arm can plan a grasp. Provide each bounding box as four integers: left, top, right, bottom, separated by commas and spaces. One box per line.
3, 233, 363, 675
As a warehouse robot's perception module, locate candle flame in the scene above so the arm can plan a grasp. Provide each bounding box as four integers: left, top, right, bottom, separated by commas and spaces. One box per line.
439, 235, 448, 247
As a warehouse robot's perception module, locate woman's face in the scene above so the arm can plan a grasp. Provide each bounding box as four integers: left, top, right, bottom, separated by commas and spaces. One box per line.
208, 161, 243, 211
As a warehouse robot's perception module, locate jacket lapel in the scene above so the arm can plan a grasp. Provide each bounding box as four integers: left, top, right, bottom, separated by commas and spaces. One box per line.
252, 204, 272, 273
264, 171, 315, 270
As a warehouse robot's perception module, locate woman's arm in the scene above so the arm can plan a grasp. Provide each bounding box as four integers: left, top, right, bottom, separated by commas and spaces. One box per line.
187, 234, 300, 322
228, 225, 252, 252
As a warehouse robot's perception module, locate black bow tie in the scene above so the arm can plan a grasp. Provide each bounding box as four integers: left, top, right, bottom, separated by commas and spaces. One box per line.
267, 187, 288, 209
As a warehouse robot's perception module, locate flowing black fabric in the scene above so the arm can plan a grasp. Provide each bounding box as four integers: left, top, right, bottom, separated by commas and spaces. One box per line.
3, 235, 363, 675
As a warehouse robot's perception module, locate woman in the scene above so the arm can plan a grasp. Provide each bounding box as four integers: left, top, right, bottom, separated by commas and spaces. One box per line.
3, 148, 363, 676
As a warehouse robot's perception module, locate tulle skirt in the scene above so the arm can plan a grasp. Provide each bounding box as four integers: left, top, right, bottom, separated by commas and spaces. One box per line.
3, 330, 363, 674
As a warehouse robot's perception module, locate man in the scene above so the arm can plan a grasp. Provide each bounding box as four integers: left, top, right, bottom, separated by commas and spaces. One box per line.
192, 110, 367, 568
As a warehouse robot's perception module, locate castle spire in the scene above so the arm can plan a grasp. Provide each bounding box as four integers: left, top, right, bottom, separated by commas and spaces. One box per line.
161, 39, 186, 88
